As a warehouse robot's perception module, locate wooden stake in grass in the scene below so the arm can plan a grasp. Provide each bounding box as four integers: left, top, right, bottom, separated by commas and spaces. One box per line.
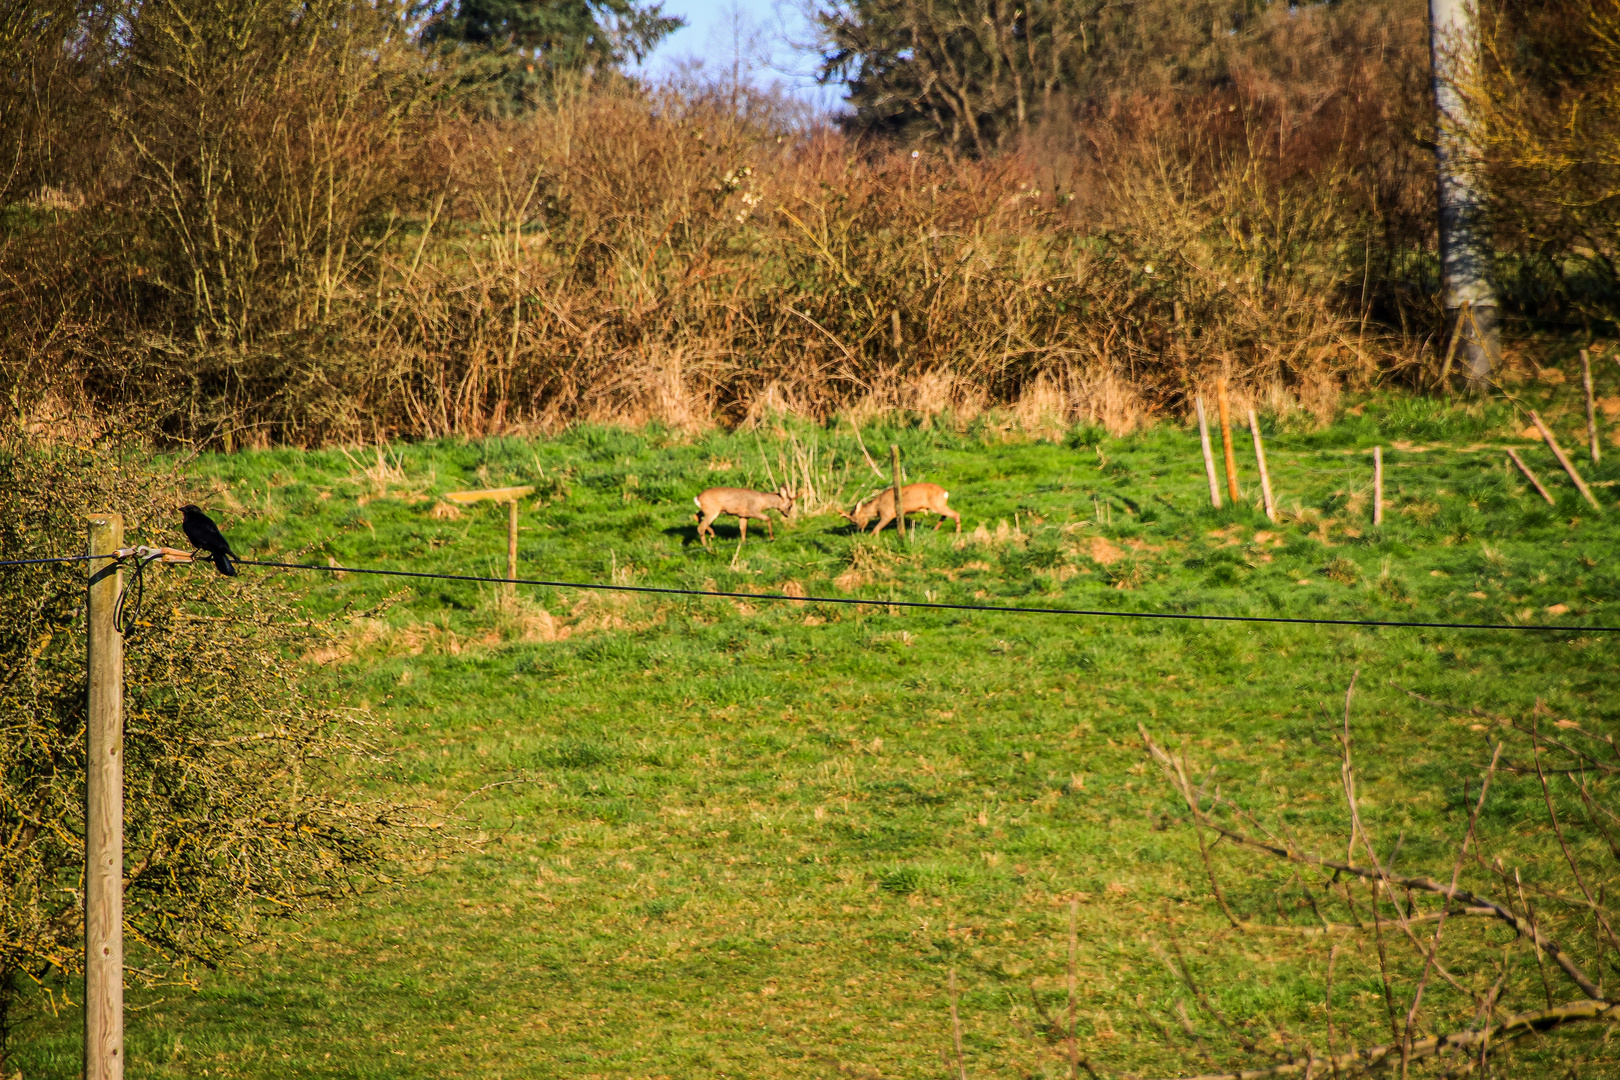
86, 513, 125, 1080
949, 968, 968, 1080
1216, 378, 1239, 503
444, 485, 535, 603
507, 500, 519, 603
1582, 349, 1600, 465
1506, 449, 1556, 506
1372, 445, 1384, 526
1247, 408, 1277, 523
1529, 411, 1603, 511
889, 444, 907, 542
1195, 396, 1222, 509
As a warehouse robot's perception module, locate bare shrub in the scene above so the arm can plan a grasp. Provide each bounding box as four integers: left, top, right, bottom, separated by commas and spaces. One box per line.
0, 2, 1432, 444
1135, 677, 1620, 1077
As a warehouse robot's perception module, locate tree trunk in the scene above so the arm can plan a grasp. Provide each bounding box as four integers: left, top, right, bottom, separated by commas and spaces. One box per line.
1430, 0, 1498, 391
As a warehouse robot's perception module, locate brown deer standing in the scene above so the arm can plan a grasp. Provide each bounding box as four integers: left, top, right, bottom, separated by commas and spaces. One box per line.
841, 483, 961, 534
694, 485, 795, 546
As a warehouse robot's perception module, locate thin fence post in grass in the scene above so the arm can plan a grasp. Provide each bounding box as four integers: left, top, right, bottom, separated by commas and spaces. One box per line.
1216, 378, 1239, 503
86, 513, 125, 1080
1529, 411, 1603, 511
1195, 396, 1222, 509
507, 500, 519, 603
443, 485, 535, 602
889, 444, 906, 544
1506, 449, 1556, 506
1247, 408, 1277, 523
1583, 349, 1600, 465
949, 968, 967, 1080
1373, 446, 1384, 526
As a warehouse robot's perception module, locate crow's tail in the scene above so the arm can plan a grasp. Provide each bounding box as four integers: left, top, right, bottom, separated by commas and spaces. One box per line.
213, 551, 238, 577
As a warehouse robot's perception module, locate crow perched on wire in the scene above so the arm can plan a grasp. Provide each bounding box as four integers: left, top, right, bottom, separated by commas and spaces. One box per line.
181, 505, 238, 576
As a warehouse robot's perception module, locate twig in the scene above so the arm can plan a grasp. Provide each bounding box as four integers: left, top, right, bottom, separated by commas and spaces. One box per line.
1400, 743, 1503, 1079
1140, 733, 1605, 1001
844, 414, 885, 478
1141, 998, 1620, 1080
451, 775, 546, 812
1529, 718, 1620, 959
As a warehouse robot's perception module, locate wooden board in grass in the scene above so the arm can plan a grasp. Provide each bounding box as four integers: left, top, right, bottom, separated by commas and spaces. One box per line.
441, 487, 534, 602
442, 486, 534, 504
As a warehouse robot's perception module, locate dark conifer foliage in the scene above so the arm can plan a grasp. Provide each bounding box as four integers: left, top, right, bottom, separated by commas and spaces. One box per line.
419, 0, 682, 109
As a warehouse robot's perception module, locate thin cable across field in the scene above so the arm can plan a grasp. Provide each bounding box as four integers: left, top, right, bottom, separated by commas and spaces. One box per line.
232, 559, 1619, 635
0, 554, 99, 567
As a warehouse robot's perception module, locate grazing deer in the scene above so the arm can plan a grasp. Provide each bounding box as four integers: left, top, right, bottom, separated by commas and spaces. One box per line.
841, 482, 961, 534
694, 485, 795, 546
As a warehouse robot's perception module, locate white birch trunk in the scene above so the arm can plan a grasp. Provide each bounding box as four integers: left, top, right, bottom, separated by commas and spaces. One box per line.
1430, 0, 1499, 390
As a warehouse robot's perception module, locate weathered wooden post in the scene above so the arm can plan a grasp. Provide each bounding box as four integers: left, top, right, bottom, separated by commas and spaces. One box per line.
1506, 449, 1555, 506
1373, 446, 1384, 526
1247, 409, 1277, 523
1582, 349, 1600, 465
86, 513, 124, 1080
889, 444, 906, 542
1529, 411, 1602, 512
1195, 396, 1222, 509
1216, 378, 1240, 503
443, 486, 535, 602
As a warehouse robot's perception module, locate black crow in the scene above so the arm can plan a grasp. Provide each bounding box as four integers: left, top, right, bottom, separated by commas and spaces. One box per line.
181, 505, 238, 576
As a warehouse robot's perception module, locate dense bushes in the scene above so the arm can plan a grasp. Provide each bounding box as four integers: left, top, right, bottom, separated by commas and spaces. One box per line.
0, 0, 1610, 446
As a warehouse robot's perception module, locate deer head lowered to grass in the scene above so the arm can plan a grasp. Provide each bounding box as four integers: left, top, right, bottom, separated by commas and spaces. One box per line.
840, 482, 961, 534
694, 485, 795, 546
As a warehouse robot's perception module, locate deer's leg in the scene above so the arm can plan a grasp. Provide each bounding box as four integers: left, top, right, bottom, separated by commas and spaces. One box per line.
739, 516, 748, 543
764, 513, 775, 541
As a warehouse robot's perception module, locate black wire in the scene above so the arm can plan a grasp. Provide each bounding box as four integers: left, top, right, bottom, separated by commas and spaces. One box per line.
234, 559, 1620, 635
113, 552, 160, 637
0, 555, 100, 567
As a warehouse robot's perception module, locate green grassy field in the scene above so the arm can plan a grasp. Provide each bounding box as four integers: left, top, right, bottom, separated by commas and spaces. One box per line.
14, 388, 1620, 1078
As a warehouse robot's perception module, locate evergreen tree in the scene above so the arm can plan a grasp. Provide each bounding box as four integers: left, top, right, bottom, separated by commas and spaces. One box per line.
422, 0, 682, 108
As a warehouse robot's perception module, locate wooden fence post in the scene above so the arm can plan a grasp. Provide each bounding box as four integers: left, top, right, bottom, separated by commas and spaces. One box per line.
1506, 449, 1555, 506
1247, 409, 1277, 523
1529, 411, 1602, 511
889, 444, 906, 542
507, 500, 519, 603
1582, 349, 1600, 465
1216, 378, 1239, 503
1373, 446, 1384, 526
1195, 396, 1222, 509
86, 513, 124, 1080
